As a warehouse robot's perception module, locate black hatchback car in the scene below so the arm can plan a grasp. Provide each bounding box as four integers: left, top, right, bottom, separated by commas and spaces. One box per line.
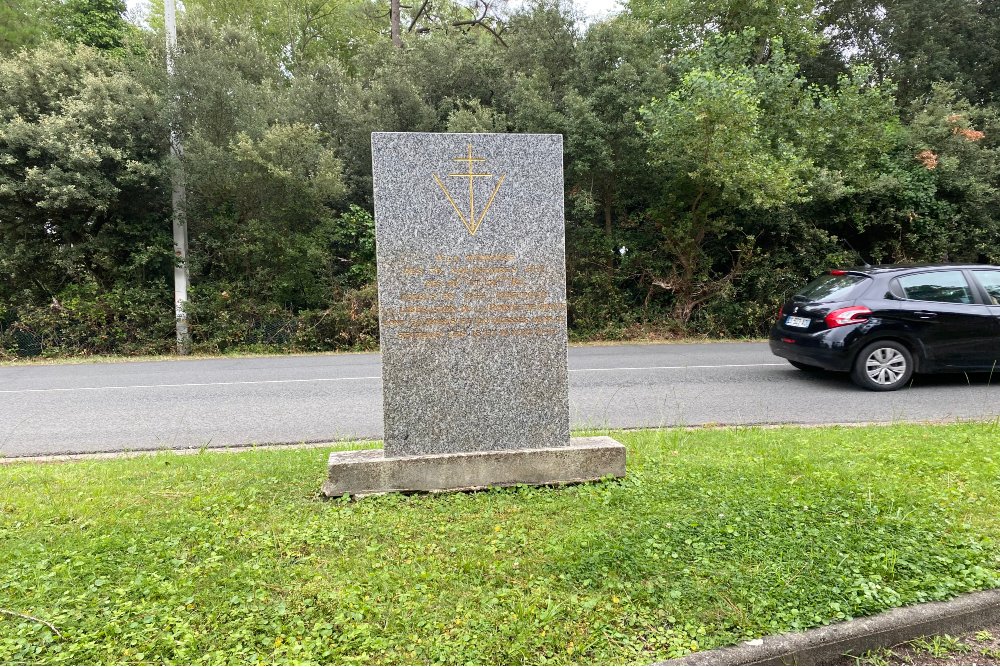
770, 265, 1000, 390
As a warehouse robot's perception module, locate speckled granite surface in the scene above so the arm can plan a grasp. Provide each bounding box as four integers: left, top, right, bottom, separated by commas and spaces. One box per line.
371, 133, 570, 457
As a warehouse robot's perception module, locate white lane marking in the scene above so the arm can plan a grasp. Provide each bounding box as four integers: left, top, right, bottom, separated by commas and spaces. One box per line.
0, 376, 383, 394
572, 363, 786, 372
0, 362, 785, 395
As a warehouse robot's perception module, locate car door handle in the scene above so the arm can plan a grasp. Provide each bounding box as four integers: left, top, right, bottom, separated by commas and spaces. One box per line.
914, 311, 938, 320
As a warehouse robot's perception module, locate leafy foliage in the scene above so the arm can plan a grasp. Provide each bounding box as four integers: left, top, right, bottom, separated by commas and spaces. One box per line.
1, 0, 999, 356
49, 0, 132, 53
0, 41, 172, 344
0, 0, 48, 52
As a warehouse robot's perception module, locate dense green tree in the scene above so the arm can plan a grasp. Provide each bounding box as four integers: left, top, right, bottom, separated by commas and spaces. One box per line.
185, 123, 347, 307
638, 31, 930, 326
816, 0, 1000, 105
0, 42, 170, 305
0, 0, 48, 52
49, 0, 132, 53
2, 0, 133, 55
866, 84, 999, 263
180, 0, 373, 68
3, 0, 999, 357
0, 42, 174, 354
640, 33, 812, 324
627, 0, 823, 58
160, 18, 378, 350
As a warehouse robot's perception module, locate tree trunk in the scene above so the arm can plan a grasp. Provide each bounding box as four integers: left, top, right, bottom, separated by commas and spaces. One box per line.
604, 198, 613, 256
390, 0, 402, 48
603, 183, 615, 276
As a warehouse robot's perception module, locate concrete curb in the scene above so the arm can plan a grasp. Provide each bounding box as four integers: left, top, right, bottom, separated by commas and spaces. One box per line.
0, 440, 370, 465
1, 419, 976, 465
658, 588, 1000, 666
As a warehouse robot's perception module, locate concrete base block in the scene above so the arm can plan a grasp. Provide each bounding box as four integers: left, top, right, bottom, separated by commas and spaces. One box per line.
322, 436, 626, 498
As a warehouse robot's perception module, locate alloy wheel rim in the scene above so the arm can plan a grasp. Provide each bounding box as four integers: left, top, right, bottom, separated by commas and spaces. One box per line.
865, 347, 906, 385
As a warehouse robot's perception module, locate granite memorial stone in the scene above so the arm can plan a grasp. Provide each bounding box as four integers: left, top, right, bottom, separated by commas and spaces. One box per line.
322, 132, 625, 496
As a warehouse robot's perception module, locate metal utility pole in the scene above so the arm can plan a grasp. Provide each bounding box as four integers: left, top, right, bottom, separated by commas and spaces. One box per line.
164, 0, 190, 354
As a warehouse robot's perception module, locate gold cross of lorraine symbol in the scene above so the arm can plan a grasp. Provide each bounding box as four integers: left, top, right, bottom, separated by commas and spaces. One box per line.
432, 144, 507, 236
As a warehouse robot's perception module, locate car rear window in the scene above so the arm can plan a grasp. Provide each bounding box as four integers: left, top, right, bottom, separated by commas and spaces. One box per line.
795, 273, 869, 302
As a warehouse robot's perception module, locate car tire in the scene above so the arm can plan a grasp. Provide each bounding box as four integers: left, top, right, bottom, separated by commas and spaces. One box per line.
788, 360, 822, 371
851, 340, 913, 391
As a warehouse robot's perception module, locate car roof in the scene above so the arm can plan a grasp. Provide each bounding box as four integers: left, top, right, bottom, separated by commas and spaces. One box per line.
842, 264, 1000, 275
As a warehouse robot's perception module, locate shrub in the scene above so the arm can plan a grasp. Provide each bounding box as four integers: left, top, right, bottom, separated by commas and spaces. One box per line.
7, 283, 175, 357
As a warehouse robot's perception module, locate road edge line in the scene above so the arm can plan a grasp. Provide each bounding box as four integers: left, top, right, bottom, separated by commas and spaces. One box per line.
0, 439, 377, 465
0, 419, 985, 465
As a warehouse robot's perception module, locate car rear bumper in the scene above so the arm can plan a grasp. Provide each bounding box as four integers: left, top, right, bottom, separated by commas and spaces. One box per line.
769, 326, 855, 372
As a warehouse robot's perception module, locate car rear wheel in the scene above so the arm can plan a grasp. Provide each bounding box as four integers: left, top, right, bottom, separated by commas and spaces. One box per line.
788, 360, 822, 371
851, 341, 913, 391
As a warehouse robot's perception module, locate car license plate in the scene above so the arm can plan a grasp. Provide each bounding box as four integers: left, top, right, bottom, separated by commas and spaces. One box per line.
785, 315, 810, 328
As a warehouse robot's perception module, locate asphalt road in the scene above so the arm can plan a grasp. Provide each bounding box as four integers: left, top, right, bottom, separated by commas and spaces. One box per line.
2, 342, 1000, 457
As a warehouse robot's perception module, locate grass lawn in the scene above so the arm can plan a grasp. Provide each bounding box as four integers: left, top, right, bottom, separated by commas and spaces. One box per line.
2, 424, 999, 665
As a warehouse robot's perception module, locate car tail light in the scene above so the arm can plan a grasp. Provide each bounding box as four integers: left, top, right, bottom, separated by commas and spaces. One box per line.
830, 269, 846, 276
824, 306, 872, 328
776, 305, 784, 322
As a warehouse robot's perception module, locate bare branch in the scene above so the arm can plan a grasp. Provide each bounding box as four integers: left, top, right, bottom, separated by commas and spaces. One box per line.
451, 0, 508, 46
0, 608, 63, 638
407, 0, 430, 32
479, 21, 508, 47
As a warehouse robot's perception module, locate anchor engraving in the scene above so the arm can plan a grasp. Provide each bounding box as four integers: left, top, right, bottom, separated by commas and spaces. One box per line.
432, 144, 507, 236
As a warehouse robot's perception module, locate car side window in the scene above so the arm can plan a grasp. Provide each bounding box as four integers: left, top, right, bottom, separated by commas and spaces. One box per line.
896, 271, 974, 304
974, 270, 1000, 305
